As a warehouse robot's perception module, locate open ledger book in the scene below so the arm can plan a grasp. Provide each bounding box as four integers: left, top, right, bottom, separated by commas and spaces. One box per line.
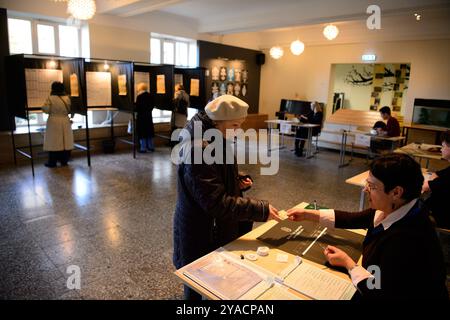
180, 248, 356, 300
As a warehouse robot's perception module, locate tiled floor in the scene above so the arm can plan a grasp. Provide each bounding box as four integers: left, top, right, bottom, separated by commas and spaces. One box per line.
0, 146, 372, 299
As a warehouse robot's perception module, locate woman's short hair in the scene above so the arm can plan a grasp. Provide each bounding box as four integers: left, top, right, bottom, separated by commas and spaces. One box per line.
51, 81, 66, 96
370, 153, 423, 201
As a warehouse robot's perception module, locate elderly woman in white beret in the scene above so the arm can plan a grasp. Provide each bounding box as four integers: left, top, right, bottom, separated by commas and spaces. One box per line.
173, 95, 280, 300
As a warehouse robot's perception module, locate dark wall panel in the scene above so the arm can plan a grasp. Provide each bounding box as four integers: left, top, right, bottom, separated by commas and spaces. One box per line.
198, 40, 263, 114
0, 8, 13, 131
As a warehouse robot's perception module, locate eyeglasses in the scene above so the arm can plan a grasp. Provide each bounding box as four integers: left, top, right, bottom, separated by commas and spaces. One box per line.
364, 180, 378, 192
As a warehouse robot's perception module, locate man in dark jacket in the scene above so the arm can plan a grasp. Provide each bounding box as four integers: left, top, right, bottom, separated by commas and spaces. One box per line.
173, 95, 279, 300
135, 83, 154, 152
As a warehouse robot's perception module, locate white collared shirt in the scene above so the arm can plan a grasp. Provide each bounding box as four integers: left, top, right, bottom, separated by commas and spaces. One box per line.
318, 198, 419, 288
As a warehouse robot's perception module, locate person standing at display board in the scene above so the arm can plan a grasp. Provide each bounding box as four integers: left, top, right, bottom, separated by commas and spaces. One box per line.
42, 81, 74, 168
171, 84, 190, 132
135, 82, 155, 153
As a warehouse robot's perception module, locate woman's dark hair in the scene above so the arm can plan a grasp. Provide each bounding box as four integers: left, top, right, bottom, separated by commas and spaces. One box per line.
379, 106, 391, 115
370, 153, 423, 201
373, 121, 387, 130
51, 81, 66, 96
441, 130, 450, 145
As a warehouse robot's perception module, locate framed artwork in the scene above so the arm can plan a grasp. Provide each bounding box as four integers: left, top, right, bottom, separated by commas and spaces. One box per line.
219, 67, 227, 81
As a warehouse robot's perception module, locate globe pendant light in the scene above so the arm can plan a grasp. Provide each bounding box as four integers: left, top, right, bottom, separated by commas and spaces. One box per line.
269, 46, 284, 59
323, 24, 339, 40
67, 0, 97, 20
290, 40, 305, 55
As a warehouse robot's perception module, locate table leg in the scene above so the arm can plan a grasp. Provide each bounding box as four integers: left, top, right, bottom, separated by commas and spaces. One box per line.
306, 127, 313, 158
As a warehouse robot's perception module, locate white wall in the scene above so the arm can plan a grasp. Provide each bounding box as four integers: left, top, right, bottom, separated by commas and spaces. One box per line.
255, 39, 450, 123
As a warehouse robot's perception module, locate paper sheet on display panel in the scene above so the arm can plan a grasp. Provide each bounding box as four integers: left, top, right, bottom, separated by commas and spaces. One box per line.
86, 71, 112, 107
118, 74, 127, 96
70, 73, 79, 97
25, 68, 63, 108
190, 78, 199, 97
134, 71, 150, 102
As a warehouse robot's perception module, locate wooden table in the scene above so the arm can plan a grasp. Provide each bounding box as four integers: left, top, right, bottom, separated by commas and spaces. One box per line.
175, 202, 366, 300
346, 168, 430, 210
394, 143, 443, 168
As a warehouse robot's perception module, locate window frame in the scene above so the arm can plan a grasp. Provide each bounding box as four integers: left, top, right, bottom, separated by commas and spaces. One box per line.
150, 34, 198, 68
8, 16, 83, 58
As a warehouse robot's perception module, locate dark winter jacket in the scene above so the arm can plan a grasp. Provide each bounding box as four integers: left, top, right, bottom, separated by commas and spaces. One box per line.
135, 91, 154, 139
173, 111, 269, 269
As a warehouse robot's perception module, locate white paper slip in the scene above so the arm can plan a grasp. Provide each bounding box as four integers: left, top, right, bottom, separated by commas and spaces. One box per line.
276, 253, 289, 263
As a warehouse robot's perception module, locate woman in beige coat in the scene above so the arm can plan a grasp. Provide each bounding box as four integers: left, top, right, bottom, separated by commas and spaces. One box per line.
42, 82, 74, 168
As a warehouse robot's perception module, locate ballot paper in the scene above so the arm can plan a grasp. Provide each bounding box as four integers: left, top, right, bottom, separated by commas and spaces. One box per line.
70, 73, 79, 97
183, 251, 264, 300
156, 74, 166, 94
283, 262, 356, 300
190, 78, 200, 96
25, 68, 63, 107
86, 71, 112, 107
118, 74, 127, 96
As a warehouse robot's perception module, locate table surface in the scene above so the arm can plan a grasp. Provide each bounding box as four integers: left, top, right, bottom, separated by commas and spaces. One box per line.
346, 168, 430, 187
394, 143, 443, 160
174, 202, 366, 300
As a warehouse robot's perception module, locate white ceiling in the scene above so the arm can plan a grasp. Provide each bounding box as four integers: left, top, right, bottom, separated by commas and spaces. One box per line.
95, 0, 450, 34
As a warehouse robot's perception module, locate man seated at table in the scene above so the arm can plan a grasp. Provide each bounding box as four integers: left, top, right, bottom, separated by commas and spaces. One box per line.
378, 106, 401, 137
370, 106, 401, 156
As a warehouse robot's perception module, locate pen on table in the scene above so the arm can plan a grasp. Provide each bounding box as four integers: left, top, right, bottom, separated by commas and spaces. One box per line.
313, 200, 317, 210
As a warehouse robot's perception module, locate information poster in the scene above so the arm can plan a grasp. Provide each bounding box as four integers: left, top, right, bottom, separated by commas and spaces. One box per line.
70, 73, 79, 97
190, 78, 199, 97
134, 71, 150, 102
118, 74, 127, 96
25, 68, 63, 107
156, 74, 166, 94
86, 71, 112, 107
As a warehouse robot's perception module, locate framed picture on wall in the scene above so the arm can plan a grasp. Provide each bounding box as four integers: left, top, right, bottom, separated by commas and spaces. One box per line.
212, 66, 220, 81
219, 67, 227, 81
242, 84, 247, 97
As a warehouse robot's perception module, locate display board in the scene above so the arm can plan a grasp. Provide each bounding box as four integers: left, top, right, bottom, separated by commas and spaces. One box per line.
5, 54, 86, 119
86, 71, 112, 107
148, 64, 174, 111
174, 67, 207, 110
111, 62, 134, 111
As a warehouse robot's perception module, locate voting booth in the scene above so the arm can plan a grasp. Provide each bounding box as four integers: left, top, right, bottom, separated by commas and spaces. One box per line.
5, 54, 90, 176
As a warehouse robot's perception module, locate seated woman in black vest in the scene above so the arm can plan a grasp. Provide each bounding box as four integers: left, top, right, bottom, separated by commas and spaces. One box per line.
294, 101, 323, 157
287, 153, 448, 299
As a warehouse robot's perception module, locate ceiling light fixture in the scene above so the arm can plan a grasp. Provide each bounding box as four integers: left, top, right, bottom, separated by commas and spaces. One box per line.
269, 46, 284, 60
414, 13, 421, 21
323, 24, 339, 40
67, 0, 96, 20
290, 40, 305, 56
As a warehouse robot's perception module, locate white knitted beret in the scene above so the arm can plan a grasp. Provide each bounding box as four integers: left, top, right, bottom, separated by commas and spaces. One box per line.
205, 95, 249, 121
